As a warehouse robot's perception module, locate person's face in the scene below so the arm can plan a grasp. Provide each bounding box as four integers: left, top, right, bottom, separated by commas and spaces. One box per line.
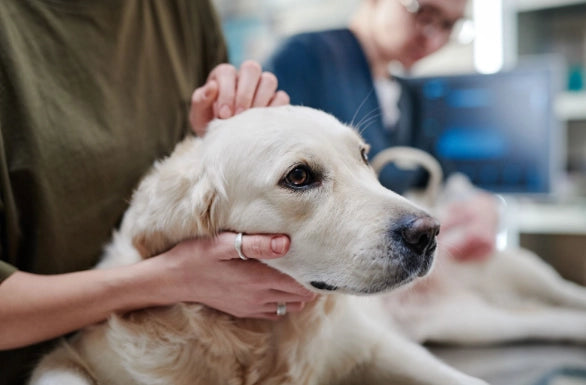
369, 0, 467, 69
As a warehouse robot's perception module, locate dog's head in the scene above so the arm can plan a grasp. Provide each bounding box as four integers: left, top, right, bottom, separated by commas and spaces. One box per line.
125, 106, 439, 295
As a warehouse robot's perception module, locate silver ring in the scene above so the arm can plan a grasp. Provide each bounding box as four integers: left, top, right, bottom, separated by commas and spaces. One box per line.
276, 303, 287, 316
234, 232, 247, 260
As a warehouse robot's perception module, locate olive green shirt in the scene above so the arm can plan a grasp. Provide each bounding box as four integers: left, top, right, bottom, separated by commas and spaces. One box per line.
0, 1, 227, 383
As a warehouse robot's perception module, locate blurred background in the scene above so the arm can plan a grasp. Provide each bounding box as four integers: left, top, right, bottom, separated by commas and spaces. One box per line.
213, 0, 586, 286
212, 1, 586, 384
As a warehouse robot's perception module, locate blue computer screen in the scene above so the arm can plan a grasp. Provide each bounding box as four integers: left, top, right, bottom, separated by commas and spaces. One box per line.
404, 67, 558, 194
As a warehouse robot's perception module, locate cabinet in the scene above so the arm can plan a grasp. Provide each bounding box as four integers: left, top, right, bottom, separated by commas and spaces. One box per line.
504, 0, 586, 191
504, 0, 586, 285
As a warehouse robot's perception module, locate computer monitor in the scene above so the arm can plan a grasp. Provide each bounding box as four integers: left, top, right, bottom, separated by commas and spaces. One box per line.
403, 65, 561, 195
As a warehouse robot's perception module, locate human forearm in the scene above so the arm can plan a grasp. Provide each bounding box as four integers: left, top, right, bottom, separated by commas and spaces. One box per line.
0, 262, 164, 350
0, 233, 315, 350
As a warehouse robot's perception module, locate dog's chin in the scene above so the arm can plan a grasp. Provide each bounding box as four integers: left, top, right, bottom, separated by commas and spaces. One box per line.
309, 251, 435, 295
309, 278, 411, 295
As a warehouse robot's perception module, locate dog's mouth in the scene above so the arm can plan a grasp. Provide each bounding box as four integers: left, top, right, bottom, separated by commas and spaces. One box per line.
308, 243, 436, 295
308, 279, 408, 295
405, 242, 436, 278
309, 275, 413, 295
310, 281, 339, 292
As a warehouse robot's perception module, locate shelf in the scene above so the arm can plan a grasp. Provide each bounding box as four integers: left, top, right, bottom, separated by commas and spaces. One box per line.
512, 0, 586, 12
512, 200, 586, 235
555, 92, 586, 121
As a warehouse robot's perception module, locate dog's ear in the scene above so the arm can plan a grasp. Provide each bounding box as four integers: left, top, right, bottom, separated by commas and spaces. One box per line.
130, 170, 222, 259
122, 139, 224, 259
132, 183, 220, 259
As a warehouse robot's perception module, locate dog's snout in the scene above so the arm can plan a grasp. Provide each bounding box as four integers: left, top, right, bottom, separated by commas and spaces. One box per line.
400, 216, 440, 255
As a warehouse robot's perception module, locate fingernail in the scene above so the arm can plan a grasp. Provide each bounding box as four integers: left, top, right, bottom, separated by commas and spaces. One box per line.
271, 236, 287, 255
219, 104, 231, 118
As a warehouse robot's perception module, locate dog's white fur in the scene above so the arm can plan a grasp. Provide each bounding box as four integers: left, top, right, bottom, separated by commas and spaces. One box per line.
30, 106, 586, 385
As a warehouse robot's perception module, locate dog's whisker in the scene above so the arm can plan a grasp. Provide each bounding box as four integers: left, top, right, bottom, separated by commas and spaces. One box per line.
350, 87, 376, 128
355, 109, 383, 135
353, 106, 380, 129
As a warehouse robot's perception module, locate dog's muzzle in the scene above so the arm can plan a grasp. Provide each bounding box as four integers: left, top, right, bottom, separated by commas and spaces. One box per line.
400, 216, 440, 256
304, 215, 440, 295
393, 215, 440, 277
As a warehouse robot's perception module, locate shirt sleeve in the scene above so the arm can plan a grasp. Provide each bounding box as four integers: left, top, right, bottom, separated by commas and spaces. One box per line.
0, 111, 19, 281
0, 189, 17, 283
0, 260, 17, 283
0, 171, 17, 282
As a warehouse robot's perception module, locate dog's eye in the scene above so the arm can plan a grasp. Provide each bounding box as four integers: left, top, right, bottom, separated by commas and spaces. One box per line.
360, 147, 369, 164
286, 166, 311, 186
282, 165, 317, 190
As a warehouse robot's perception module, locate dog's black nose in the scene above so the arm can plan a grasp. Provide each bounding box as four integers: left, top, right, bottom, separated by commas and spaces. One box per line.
400, 216, 440, 255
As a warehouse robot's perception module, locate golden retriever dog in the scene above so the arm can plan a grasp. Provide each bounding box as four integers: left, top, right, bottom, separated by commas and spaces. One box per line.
29, 106, 586, 385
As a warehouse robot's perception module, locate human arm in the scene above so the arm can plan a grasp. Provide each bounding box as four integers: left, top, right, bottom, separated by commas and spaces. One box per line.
0, 232, 314, 350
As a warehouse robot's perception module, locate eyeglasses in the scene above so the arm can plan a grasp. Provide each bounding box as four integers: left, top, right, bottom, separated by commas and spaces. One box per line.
398, 0, 469, 42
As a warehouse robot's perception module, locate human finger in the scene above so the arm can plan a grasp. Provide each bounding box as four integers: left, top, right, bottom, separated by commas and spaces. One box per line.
208, 232, 287, 261
257, 301, 305, 314
227, 232, 290, 261
189, 80, 219, 136
234, 60, 262, 114
209, 63, 237, 119
248, 303, 307, 321
251, 72, 279, 107
265, 274, 316, 299
269, 90, 290, 106
264, 301, 306, 315
266, 289, 317, 304
211, 232, 315, 297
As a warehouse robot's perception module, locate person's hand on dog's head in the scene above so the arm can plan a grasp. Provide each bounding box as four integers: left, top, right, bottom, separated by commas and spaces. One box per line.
190, 60, 290, 136
155, 232, 316, 320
